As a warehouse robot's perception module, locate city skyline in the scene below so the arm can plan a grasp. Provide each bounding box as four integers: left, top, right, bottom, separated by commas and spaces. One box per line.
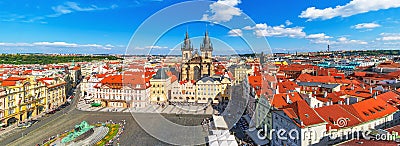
1, 0, 400, 54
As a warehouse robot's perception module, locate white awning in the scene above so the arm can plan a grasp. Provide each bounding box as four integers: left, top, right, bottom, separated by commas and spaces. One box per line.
213, 115, 228, 130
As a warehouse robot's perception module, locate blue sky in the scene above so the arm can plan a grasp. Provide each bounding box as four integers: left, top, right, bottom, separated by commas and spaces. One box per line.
1, 0, 400, 54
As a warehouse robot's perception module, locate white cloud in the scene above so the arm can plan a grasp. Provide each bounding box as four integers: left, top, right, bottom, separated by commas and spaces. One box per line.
105, 44, 115, 48
306, 33, 332, 39
242, 26, 253, 30
306, 35, 367, 45
336, 37, 368, 44
49, 2, 118, 17
285, 20, 293, 26
376, 33, 400, 41
244, 23, 306, 38
352, 22, 381, 29
135, 45, 168, 50
0, 42, 33, 47
0, 42, 114, 50
306, 33, 332, 44
227, 29, 243, 36
299, 0, 400, 21
201, 0, 242, 22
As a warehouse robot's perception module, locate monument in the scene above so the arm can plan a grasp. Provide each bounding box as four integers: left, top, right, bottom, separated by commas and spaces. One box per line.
61, 121, 94, 143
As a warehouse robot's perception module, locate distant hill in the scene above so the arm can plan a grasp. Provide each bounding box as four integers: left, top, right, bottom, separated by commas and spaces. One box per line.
0, 54, 122, 65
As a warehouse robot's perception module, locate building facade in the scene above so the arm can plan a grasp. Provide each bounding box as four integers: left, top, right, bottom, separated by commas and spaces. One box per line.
93, 72, 150, 108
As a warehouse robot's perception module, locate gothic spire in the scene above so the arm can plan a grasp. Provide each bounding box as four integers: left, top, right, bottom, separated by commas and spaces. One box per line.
201, 30, 212, 51
182, 30, 193, 51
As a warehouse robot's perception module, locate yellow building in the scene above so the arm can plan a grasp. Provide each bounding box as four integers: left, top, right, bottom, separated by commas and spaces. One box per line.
38, 77, 67, 110
0, 88, 6, 127
196, 75, 231, 104
274, 61, 288, 66
0, 76, 66, 126
150, 68, 174, 104
231, 65, 252, 84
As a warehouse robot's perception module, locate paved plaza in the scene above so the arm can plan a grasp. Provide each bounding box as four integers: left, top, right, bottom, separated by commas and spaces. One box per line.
76, 99, 218, 115
1, 110, 212, 146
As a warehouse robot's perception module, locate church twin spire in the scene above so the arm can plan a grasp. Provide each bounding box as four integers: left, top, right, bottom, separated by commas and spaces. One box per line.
181, 30, 213, 53
181, 31, 213, 61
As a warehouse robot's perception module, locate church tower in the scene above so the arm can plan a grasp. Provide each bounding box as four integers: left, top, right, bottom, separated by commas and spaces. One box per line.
200, 30, 213, 59
181, 31, 193, 62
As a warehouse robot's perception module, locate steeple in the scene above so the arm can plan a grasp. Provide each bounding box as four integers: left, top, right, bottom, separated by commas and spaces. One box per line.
181, 30, 193, 62
182, 30, 193, 51
201, 30, 213, 51
200, 29, 213, 59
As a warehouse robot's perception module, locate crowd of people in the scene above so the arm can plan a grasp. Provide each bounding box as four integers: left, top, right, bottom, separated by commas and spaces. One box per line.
201, 117, 212, 131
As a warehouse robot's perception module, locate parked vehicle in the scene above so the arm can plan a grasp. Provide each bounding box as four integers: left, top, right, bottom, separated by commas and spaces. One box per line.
29, 119, 40, 125
46, 110, 56, 114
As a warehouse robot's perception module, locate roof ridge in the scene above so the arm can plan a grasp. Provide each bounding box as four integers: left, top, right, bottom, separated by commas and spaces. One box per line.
337, 104, 363, 123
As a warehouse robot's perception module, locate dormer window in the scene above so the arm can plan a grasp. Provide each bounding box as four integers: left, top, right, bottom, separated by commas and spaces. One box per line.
374, 107, 381, 112
369, 109, 375, 114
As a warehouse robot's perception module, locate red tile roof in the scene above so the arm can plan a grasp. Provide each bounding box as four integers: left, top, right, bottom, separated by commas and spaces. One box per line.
375, 91, 400, 107
315, 104, 362, 130
353, 71, 367, 77
1, 81, 16, 86
388, 70, 400, 78
344, 89, 372, 98
99, 72, 149, 89
4, 76, 26, 81
282, 100, 326, 128
248, 75, 262, 89
72, 66, 80, 70
271, 92, 303, 108
377, 61, 400, 68
296, 74, 335, 83
341, 97, 398, 123
277, 80, 299, 93
316, 91, 345, 103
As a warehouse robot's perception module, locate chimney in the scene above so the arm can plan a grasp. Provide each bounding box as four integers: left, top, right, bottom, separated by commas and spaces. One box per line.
370, 87, 373, 94
373, 92, 377, 100
351, 84, 355, 90
286, 94, 291, 104
276, 84, 280, 94
324, 91, 328, 98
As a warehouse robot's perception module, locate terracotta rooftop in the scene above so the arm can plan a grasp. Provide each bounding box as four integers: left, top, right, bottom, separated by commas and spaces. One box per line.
282, 100, 326, 128
272, 92, 303, 108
